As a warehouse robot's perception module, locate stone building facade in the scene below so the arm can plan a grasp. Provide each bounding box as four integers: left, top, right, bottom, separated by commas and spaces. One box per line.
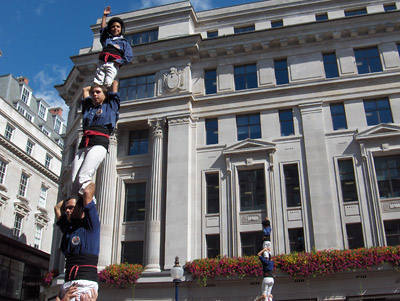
0, 74, 64, 300
50, 0, 400, 300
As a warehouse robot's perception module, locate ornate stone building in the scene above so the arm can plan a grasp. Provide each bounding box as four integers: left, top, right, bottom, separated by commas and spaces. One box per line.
50, 0, 400, 300
0, 74, 64, 300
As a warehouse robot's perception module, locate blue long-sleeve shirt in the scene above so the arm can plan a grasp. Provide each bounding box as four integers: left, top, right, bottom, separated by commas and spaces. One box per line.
100, 27, 133, 65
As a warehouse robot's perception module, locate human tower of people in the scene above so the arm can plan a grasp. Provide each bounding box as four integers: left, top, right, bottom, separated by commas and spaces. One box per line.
256, 218, 275, 301
53, 6, 132, 301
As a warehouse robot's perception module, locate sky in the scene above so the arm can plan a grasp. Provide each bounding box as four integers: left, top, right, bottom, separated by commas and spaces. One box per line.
0, 0, 263, 121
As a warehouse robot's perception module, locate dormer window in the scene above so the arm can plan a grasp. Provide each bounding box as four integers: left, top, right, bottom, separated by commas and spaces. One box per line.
21, 86, 31, 105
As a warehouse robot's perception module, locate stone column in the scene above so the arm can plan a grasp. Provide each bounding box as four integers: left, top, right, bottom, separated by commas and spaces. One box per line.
299, 102, 342, 250
96, 134, 118, 269
144, 119, 165, 272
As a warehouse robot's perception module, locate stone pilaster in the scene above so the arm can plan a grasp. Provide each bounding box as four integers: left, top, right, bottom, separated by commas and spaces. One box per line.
144, 119, 166, 272
96, 134, 118, 269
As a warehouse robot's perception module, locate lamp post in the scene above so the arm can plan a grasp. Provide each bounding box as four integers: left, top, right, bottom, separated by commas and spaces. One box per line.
170, 256, 184, 301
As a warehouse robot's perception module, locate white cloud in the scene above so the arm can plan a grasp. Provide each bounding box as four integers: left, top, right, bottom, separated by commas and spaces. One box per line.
33, 65, 69, 121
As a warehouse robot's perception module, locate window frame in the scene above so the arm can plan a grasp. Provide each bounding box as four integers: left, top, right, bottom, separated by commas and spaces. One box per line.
238, 168, 266, 212
234, 63, 258, 91
21, 86, 31, 105
283, 163, 302, 208
206, 234, 220, 258
13, 214, 24, 237
45, 154, 52, 169
121, 241, 144, 265
120, 74, 156, 101
128, 129, 149, 156
344, 7, 367, 17
240, 231, 263, 256
271, 19, 283, 28
126, 29, 158, 46
205, 172, 220, 214
234, 25, 255, 34
205, 118, 218, 145
279, 109, 295, 136
330, 102, 348, 130
39, 186, 47, 208
38, 102, 48, 120
346, 223, 364, 249
236, 113, 261, 141
363, 98, 393, 126
0, 160, 7, 185
337, 158, 359, 203
205, 69, 217, 95
18, 173, 29, 197
5, 123, 15, 140
354, 47, 383, 74
274, 58, 289, 85
374, 155, 400, 199
124, 182, 146, 222
34, 225, 43, 249
323, 52, 339, 79
288, 227, 305, 253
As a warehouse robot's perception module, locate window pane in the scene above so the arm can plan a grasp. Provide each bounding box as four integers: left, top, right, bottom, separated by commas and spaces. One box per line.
121, 241, 144, 264
206, 234, 220, 258
205, 118, 218, 145
129, 130, 149, 155
346, 223, 364, 249
274, 59, 289, 85
234, 64, 258, 91
124, 183, 146, 222
236, 114, 261, 141
241, 231, 263, 256
284, 164, 301, 207
205, 69, 217, 95
364, 98, 393, 126
239, 169, 266, 211
330, 103, 347, 130
279, 110, 294, 136
384, 219, 400, 246
374, 155, 400, 199
323, 53, 339, 78
355, 47, 382, 74
206, 173, 220, 214
338, 159, 358, 202
288, 228, 305, 252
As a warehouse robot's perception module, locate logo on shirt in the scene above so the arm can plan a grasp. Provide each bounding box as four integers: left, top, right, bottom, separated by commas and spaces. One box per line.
113, 44, 120, 50
96, 109, 103, 116
71, 236, 81, 245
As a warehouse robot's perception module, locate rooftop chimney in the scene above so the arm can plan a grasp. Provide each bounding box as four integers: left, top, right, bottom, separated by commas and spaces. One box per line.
49, 107, 63, 117
17, 76, 29, 85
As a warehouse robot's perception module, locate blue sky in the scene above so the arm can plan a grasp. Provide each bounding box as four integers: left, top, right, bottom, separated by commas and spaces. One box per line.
0, 0, 262, 121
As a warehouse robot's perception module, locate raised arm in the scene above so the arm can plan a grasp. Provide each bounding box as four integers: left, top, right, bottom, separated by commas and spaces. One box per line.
101, 6, 112, 28
111, 80, 118, 93
257, 247, 270, 257
83, 86, 91, 99
54, 200, 64, 221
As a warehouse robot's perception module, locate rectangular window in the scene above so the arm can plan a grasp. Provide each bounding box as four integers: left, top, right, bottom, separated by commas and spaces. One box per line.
338, 158, 358, 202
39, 186, 47, 208
323, 52, 339, 78
234, 25, 255, 34
398, 43, 400, 56
13, 214, 23, 237
384, 3, 397, 12
0, 160, 7, 184
206, 173, 219, 214
239, 169, 266, 211
234, 64, 257, 91
121, 241, 144, 265
345, 8, 367, 17
384, 219, 400, 246
374, 155, 400, 199
45, 154, 52, 169
207, 31, 218, 38
41, 126, 51, 137
279, 109, 294, 136
271, 19, 283, 28
54, 118, 62, 134
354, 47, 382, 74
18, 173, 29, 197
364, 98, 393, 126
124, 183, 146, 222
330, 103, 348, 130
128, 130, 149, 155
241, 231, 262, 256
5, 124, 14, 140
284, 164, 301, 208
205, 118, 218, 145
288, 228, 305, 252
34, 225, 43, 249
346, 223, 364, 249
17, 104, 26, 115
126, 29, 158, 46
21, 87, 31, 104
205, 69, 217, 95
316, 13, 328, 21
206, 234, 220, 258
236, 113, 261, 141
24, 111, 33, 122
38, 103, 47, 120
274, 59, 289, 85
25, 140, 34, 155
120, 74, 155, 101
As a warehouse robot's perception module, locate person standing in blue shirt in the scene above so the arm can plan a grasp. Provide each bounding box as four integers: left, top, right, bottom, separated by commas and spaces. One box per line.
262, 219, 272, 257
94, 6, 133, 87
256, 247, 275, 301
54, 183, 100, 301
70, 80, 120, 206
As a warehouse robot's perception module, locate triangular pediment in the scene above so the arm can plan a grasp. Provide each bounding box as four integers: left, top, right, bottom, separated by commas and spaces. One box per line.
35, 211, 50, 226
223, 138, 276, 155
355, 124, 400, 141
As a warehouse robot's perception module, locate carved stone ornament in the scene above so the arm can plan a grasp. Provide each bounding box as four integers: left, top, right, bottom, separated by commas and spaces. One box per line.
163, 67, 183, 91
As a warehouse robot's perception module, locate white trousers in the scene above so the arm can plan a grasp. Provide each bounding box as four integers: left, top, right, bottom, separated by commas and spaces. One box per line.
94, 61, 118, 87
59, 279, 98, 301
261, 277, 274, 300
71, 145, 107, 196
